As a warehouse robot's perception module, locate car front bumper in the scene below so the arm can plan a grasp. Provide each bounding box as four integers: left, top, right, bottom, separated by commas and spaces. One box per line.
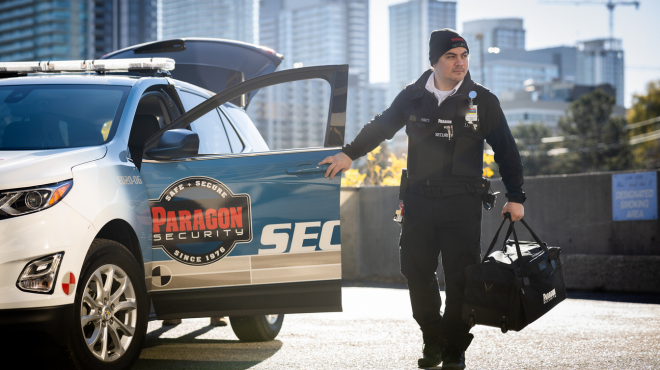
0, 304, 73, 346
0, 201, 94, 309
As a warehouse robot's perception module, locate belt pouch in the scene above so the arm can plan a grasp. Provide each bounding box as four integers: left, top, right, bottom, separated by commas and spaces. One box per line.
399, 168, 409, 200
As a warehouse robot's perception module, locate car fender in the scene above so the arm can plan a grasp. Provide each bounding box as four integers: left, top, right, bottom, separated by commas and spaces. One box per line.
63, 139, 152, 268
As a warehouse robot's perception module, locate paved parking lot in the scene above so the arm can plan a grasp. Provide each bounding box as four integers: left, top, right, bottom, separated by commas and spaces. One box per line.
134, 282, 660, 370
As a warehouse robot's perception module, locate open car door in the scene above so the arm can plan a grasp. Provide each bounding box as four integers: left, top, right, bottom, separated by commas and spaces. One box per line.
140, 65, 348, 319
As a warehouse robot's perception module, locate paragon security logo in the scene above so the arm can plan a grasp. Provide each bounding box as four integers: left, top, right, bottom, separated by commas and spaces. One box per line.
150, 177, 252, 266
543, 288, 556, 304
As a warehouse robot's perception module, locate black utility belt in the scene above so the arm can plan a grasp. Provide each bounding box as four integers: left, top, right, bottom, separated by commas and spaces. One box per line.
406, 178, 499, 210
409, 181, 486, 198
409, 183, 471, 198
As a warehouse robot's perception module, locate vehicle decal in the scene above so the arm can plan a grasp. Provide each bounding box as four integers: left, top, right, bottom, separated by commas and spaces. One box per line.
144, 250, 341, 292
118, 175, 142, 185
61, 272, 76, 295
149, 176, 253, 266
151, 265, 172, 287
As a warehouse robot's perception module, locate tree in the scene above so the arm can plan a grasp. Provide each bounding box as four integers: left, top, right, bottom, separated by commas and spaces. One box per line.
510, 122, 554, 176
627, 80, 660, 169
555, 89, 636, 173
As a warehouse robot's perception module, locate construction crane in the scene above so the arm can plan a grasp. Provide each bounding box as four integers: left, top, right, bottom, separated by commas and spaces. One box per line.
541, 0, 640, 40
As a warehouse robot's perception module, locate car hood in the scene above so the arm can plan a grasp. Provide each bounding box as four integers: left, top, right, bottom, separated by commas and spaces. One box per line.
0, 146, 107, 190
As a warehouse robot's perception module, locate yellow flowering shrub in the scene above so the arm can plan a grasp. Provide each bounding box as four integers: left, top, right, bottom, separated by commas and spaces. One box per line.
341, 150, 495, 187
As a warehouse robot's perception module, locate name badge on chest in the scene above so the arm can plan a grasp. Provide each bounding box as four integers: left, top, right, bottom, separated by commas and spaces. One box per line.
466, 91, 478, 122
465, 91, 479, 131
466, 105, 478, 122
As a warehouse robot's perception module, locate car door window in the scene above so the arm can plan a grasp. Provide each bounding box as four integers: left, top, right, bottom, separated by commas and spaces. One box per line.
218, 107, 245, 153
178, 90, 232, 154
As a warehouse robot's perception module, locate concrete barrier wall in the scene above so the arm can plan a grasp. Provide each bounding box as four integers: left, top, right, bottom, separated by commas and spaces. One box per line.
340, 170, 660, 293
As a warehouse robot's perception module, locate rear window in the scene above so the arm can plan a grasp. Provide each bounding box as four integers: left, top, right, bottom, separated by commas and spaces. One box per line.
0, 85, 130, 150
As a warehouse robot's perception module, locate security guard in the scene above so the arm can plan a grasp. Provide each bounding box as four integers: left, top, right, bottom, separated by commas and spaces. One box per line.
321, 29, 525, 369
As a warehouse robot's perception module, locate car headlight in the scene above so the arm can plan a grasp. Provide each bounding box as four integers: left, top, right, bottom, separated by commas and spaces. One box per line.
16, 252, 64, 294
0, 180, 72, 218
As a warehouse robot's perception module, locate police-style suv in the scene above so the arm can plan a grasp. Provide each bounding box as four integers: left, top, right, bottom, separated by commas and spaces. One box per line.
0, 39, 346, 369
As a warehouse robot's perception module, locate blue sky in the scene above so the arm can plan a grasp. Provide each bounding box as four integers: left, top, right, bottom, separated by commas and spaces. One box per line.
369, 0, 660, 107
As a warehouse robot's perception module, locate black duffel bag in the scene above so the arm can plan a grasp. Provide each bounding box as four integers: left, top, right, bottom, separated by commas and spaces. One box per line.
461, 216, 566, 333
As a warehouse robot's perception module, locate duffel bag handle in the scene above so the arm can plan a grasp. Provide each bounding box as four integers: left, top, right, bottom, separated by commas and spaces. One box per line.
510, 224, 527, 278
518, 218, 547, 251
482, 214, 549, 264
482, 215, 514, 263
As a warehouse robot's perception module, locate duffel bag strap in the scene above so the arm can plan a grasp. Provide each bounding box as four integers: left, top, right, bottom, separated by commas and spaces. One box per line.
519, 218, 549, 254
482, 216, 511, 263
510, 225, 529, 283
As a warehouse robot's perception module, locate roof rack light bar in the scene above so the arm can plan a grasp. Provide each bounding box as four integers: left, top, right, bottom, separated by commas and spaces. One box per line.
0, 58, 175, 73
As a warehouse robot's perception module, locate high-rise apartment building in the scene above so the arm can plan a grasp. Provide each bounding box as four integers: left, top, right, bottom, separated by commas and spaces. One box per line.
577, 38, 624, 106
161, 0, 254, 43
0, 0, 157, 62
88, 0, 157, 58
251, 0, 386, 150
462, 18, 525, 85
0, 0, 87, 61
388, 0, 456, 101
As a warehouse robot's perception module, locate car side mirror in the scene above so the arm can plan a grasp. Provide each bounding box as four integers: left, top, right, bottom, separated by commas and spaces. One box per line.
145, 129, 199, 159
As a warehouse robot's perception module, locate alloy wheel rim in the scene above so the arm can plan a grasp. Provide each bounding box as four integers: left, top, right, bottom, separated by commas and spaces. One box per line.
80, 264, 137, 362
265, 314, 279, 325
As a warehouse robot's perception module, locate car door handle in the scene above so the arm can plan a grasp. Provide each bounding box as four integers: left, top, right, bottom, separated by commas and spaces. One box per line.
286, 165, 329, 175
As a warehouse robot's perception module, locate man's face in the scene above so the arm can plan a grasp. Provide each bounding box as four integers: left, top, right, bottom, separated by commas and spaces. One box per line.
432, 47, 468, 84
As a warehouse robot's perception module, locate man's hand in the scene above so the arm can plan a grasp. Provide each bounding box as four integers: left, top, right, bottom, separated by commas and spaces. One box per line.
319, 152, 353, 180
502, 202, 524, 221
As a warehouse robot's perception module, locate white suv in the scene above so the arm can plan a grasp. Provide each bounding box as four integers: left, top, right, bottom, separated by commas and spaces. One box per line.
0, 38, 347, 369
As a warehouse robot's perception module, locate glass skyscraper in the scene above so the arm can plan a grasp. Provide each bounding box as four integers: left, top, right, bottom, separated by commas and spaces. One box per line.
251, 0, 386, 150
388, 0, 456, 101
0, 0, 157, 62
160, 0, 255, 43
577, 38, 625, 106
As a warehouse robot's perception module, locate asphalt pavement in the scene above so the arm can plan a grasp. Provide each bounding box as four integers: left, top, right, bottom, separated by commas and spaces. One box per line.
134, 282, 660, 370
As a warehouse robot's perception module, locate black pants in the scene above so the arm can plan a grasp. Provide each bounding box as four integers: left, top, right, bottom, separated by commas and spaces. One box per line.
399, 189, 482, 352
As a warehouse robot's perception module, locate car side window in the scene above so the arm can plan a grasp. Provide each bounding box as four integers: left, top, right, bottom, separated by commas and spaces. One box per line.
222, 104, 270, 152
218, 108, 245, 153
178, 90, 232, 155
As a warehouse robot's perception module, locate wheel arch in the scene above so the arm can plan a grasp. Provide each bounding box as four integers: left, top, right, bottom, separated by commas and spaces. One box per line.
94, 219, 145, 271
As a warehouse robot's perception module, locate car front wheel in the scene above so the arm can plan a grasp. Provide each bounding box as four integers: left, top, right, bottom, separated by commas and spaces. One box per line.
67, 239, 148, 370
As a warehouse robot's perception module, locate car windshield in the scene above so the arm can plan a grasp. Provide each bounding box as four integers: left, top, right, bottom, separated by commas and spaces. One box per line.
0, 85, 130, 150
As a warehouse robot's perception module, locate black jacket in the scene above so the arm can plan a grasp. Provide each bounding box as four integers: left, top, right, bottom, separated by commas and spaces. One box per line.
342, 70, 525, 203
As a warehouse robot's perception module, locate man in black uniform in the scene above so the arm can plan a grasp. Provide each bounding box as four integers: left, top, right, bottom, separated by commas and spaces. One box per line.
320, 29, 525, 369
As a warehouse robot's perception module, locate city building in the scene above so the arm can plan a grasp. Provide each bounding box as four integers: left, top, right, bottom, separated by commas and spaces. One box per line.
0, 0, 157, 62
345, 83, 388, 144
160, 0, 255, 44
577, 38, 625, 106
250, 0, 387, 150
89, 0, 157, 59
500, 80, 625, 133
462, 18, 525, 84
388, 0, 456, 101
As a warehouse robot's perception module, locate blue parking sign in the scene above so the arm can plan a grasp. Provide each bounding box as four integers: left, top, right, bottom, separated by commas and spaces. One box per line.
612, 172, 658, 221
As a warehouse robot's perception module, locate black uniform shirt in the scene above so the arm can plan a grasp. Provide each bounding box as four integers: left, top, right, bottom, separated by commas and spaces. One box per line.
342, 70, 526, 203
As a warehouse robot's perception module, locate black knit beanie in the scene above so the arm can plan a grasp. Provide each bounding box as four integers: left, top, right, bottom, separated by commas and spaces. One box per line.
429, 28, 469, 65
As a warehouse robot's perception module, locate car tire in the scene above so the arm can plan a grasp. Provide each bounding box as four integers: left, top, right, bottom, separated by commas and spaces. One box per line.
66, 238, 148, 370
229, 314, 284, 342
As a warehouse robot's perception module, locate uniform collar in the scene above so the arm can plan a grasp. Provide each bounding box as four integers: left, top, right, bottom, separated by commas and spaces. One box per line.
425, 72, 463, 98
414, 69, 473, 96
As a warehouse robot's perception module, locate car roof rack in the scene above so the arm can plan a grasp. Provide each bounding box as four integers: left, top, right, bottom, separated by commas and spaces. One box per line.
0, 58, 175, 79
